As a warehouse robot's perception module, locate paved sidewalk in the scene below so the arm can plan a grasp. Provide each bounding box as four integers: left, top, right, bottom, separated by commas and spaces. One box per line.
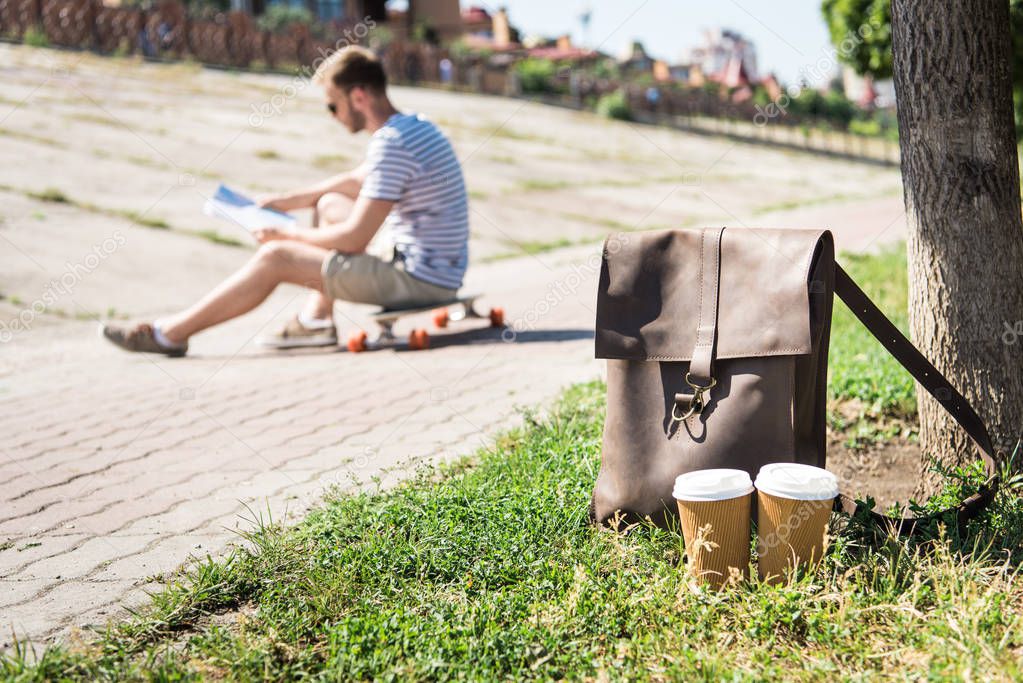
0, 245, 602, 650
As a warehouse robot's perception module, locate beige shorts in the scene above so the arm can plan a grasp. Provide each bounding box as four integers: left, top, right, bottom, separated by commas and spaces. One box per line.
321, 251, 458, 309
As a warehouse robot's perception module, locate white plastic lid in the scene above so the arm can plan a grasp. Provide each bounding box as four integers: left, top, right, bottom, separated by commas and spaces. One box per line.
754, 463, 839, 500
673, 469, 754, 502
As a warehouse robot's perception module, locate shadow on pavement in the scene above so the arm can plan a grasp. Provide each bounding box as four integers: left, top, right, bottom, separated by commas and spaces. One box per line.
184, 327, 595, 360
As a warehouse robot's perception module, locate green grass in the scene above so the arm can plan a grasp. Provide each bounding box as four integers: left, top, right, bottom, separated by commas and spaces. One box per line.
0, 127, 61, 148
4, 382, 1021, 680
8, 184, 242, 239
487, 153, 519, 164
515, 178, 574, 192
482, 236, 585, 262
123, 154, 164, 169
513, 237, 575, 254
15, 185, 173, 229
828, 244, 916, 448
511, 174, 689, 196
557, 210, 678, 233
26, 187, 69, 203
22, 25, 48, 48
192, 229, 246, 248
112, 209, 170, 230
752, 193, 856, 216
312, 153, 350, 168
67, 113, 121, 128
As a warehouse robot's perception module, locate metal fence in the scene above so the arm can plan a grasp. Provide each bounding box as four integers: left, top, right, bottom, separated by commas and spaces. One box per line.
0, 0, 345, 68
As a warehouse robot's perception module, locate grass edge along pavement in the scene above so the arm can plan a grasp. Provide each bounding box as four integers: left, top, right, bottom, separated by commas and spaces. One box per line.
3, 379, 1023, 680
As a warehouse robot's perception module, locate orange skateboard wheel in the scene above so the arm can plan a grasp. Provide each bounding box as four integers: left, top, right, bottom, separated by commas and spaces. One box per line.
408, 328, 430, 350
433, 308, 449, 328
418, 328, 430, 349
489, 307, 504, 328
347, 330, 368, 353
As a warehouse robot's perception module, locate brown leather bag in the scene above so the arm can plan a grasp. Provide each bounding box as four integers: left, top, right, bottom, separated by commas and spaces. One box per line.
591, 227, 999, 534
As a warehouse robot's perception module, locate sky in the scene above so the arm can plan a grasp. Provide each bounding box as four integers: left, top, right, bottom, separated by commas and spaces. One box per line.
484, 0, 836, 87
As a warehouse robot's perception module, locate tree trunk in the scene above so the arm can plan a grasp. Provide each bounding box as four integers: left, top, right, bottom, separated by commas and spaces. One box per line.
891, 0, 1023, 495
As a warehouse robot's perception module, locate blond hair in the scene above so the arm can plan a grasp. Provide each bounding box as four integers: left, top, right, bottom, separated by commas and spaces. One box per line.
313, 46, 387, 94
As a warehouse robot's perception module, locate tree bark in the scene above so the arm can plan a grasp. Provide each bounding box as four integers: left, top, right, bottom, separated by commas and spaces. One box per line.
891, 0, 1023, 495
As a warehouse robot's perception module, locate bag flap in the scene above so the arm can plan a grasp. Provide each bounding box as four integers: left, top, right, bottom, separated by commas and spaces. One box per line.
595, 227, 833, 361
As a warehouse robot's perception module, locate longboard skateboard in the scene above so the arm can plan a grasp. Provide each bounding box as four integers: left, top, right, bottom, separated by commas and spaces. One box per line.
346, 294, 504, 352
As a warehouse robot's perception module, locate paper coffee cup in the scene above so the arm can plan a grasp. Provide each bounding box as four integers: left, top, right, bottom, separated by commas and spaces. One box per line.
673, 469, 754, 589
754, 463, 839, 583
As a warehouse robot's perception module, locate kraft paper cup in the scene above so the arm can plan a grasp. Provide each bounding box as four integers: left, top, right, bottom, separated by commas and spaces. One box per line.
754, 463, 839, 584
673, 469, 754, 589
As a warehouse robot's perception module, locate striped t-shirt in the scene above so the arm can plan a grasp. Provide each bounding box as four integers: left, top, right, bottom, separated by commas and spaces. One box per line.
360, 112, 469, 290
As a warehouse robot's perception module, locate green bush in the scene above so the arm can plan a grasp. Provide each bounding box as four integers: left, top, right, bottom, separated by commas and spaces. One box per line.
23, 25, 48, 47
591, 58, 619, 81
752, 84, 774, 107
111, 37, 132, 58
848, 109, 899, 141
848, 118, 881, 137
257, 4, 313, 33
823, 90, 856, 127
596, 89, 632, 121
788, 88, 857, 128
514, 57, 557, 94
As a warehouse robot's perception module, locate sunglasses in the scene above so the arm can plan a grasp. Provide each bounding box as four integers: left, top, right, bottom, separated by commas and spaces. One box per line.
326, 102, 337, 115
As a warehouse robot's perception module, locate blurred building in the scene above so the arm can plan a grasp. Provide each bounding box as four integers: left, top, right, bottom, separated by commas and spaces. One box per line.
687, 28, 758, 87
461, 5, 518, 49
841, 66, 896, 109
618, 40, 654, 72
525, 34, 599, 62
404, 0, 463, 41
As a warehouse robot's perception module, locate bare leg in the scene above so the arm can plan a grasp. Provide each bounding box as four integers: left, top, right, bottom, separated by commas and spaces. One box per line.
301, 192, 353, 322
158, 240, 330, 344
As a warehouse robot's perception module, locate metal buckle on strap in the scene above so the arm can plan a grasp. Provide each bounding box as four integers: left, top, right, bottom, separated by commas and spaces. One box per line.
671, 373, 717, 424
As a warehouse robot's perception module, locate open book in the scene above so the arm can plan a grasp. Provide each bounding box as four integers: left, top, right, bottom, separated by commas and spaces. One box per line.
202, 184, 296, 232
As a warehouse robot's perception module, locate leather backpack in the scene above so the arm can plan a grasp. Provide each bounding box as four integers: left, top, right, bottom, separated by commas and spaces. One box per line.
590, 227, 999, 534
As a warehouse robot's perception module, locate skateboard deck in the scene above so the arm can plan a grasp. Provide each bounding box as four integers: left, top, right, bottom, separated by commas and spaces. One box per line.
347, 294, 504, 352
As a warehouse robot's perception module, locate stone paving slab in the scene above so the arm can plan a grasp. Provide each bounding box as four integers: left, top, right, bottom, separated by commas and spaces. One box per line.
0, 244, 603, 651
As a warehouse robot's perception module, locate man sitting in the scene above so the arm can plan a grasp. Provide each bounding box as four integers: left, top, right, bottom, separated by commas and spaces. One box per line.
102, 46, 468, 356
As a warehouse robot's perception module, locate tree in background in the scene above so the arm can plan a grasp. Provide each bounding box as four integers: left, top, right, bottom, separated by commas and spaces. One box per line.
820, 0, 892, 79
1012, 0, 1023, 133
824, 0, 1023, 136
889, 0, 1023, 494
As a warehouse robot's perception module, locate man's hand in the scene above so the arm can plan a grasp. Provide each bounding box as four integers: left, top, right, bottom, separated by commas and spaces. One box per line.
252, 227, 294, 244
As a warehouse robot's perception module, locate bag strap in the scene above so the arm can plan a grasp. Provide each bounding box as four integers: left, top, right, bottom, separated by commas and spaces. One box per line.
688, 227, 725, 384
832, 264, 999, 535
